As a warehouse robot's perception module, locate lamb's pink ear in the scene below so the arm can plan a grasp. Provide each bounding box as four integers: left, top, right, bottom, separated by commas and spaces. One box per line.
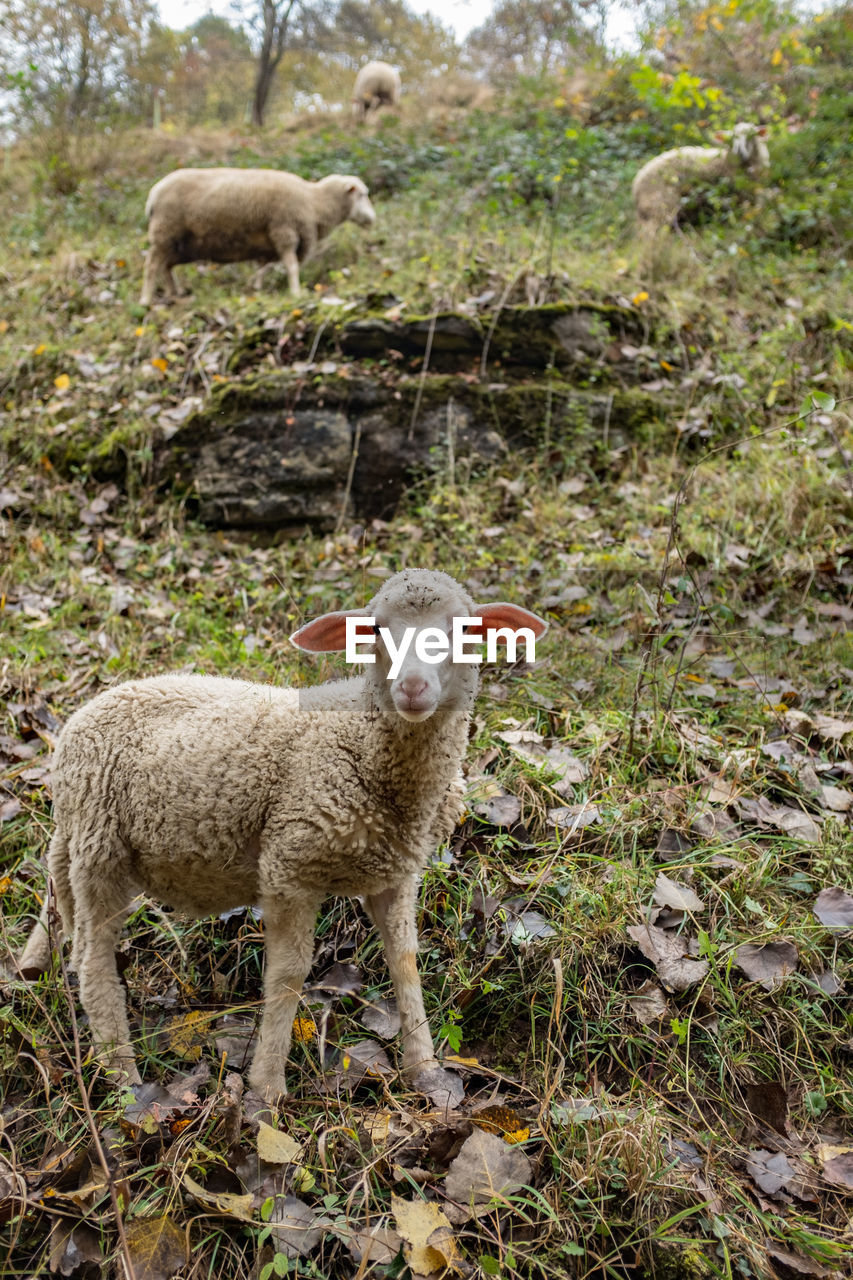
465, 603, 549, 641
290, 609, 369, 652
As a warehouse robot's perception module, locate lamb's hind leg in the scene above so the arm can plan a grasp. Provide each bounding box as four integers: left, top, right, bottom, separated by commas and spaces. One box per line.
17, 828, 73, 976
70, 856, 140, 1085
366, 878, 438, 1079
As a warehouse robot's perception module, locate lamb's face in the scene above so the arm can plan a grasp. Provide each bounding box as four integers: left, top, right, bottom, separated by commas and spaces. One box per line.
344, 178, 376, 228
371, 596, 475, 723
731, 122, 759, 162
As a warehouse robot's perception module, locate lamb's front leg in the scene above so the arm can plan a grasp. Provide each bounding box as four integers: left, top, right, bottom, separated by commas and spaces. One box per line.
366, 878, 438, 1080
249, 891, 320, 1103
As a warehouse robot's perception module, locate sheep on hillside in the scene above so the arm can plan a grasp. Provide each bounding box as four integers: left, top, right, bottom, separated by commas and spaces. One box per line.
17, 569, 547, 1103
352, 61, 401, 122
140, 168, 376, 304
632, 122, 770, 231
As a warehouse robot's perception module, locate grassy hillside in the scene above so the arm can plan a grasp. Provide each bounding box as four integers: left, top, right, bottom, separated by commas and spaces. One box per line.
2, 68, 853, 1280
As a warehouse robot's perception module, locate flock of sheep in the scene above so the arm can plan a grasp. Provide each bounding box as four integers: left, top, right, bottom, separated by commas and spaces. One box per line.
139, 58, 770, 304
12, 60, 771, 1100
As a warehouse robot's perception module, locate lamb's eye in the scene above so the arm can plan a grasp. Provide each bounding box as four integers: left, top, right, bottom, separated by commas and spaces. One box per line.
373, 623, 381, 636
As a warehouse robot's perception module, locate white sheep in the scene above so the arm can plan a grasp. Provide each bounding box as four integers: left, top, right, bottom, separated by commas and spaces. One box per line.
352, 61, 401, 122
631, 122, 770, 231
140, 168, 376, 304
17, 569, 547, 1103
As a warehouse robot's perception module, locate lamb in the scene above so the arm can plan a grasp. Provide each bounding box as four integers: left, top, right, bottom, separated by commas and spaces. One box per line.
352, 61, 401, 122
631, 122, 770, 231
140, 168, 376, 304
17, 569, 547, 1103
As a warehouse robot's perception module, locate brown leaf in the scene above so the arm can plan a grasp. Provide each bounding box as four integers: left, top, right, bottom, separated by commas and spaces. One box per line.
125, 1215, 187, 1280
361, 997, 401, 1039
627, 980, 669, 1027
340, 1220, 402, 1265
340, 1038, 393, 1085
268, 1195, 327, 1258
626, 922, 710, 992
413, 1065, 465, 1112
444, 1127, 532, 1216
817, 1143, 853, 1191
764, 1242, 833, 1278
654, 828, 694, 860
785, 709, 853, 744
813, 886, 853, 930
48, 1220, 103, 1276
653, 873, 705, 913
547, 803, 600, 833
473, 790, 521, 827
746, 1149, 815, 1200
819, 785, 853, 812
734, 942, 799, 991
312, 962, 362, 996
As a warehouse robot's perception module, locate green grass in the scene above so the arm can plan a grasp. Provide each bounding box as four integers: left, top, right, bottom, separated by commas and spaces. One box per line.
2, 87, 853, 1280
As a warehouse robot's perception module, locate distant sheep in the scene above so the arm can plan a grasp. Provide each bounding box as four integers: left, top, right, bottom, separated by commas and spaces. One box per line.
18, 569, 547, 1103
352, 61, 401, 122
632, 122, 770, 231
140, 168, 376, 304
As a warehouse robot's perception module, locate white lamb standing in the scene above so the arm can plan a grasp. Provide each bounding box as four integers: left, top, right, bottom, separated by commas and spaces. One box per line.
140, 168, 376, 304
352, 61, 401, 122
631, 122, 770, 231
18, 569, 547, 1103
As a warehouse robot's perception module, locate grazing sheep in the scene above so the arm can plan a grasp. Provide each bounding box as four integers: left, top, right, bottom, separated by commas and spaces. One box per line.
18, 569, 547, 1103
632, 122, 770, 231
352, 61, 401, 122
140, 168, 376, 304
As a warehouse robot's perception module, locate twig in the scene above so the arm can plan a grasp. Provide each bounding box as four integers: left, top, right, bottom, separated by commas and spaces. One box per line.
406, 311, 437, 442
335, 419, 362, 535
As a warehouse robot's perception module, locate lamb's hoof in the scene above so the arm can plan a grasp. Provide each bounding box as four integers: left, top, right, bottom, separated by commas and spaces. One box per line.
248, 1069, 288, 1109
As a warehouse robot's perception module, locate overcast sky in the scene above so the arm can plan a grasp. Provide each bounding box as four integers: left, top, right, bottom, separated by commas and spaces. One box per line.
157, 0, 637, 46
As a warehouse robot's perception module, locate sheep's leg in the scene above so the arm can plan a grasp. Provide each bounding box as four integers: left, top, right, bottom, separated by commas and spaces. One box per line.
249, 892, 320, 1103
366, 878, 438, 1079
140, 247, 164, 305
17, 828, 73, 976
269, 226, 304, 295
74, 895, 141, 1085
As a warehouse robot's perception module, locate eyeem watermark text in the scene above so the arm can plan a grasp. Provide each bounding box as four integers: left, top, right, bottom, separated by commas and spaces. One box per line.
346, 617, 537, 679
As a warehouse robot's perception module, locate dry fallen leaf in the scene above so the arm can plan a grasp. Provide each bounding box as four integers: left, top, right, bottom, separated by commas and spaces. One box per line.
181, 1172, 254, 1221
391, 1194, 461, 1274
49, 1221, 103, 1277
339, 1219, 402, 1265
627, 979, 669, 1027
817, 1143, 853, 1191
413, 1065, 465, 1111
626, 922, 710, 992
813, 886, 853, 931
653, 873, 705, 913
734, 941, 799, 991
819, 785, 853, 812
361, 997, 401, 1039
444, 1127, 533, 1215
124, 1214, 187, 1280
745, 1149, 815, 1201
257, 1121, 303, 1166
268, 1195, 327, 1258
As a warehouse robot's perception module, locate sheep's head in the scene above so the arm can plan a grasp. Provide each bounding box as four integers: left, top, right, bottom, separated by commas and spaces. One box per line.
320, 174, 376, 227
291, 568, 548, 724
728, 122, 769, 171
